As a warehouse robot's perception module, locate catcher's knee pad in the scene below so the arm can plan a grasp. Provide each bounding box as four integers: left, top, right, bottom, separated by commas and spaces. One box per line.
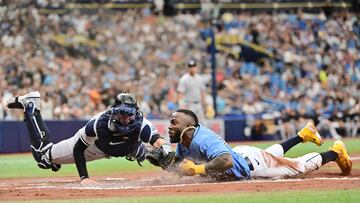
24, 103, 51, 151
31, 142, 52, 162
34, 143, 61, 172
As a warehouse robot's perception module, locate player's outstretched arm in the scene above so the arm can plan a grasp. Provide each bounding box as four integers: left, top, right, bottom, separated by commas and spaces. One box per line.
150, 135, 174, 159
73, 139, 90, 181
179, 153, 233, 176
205, 153, 233, 174
151, 136, 167, 148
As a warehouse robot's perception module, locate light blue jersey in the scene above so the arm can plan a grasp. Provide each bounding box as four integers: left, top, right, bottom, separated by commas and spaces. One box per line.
176, 125, 250, 179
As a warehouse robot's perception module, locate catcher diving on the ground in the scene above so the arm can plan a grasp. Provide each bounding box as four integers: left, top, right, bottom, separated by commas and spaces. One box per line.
146, 109, 352, 180
6, 91, 172, 185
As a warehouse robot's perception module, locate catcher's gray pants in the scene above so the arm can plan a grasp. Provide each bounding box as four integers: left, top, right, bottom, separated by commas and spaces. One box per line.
50, 127, 107, 164
232, 144, 322, 179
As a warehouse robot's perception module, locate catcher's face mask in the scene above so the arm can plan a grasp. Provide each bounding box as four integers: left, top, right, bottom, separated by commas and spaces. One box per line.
110, 104, 143, 135
111, 105, 136, 124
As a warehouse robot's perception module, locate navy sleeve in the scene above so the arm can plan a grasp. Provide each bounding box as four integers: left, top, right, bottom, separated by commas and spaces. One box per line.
139, 125, 152, 143
85, 119, 97, 137
149, 134, 161, 145
73, 138, 89, 180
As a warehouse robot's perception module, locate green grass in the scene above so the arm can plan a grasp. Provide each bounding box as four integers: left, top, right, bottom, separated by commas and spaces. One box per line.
5, 189, 360, 203
0, 154, 158, 178
0, 138, 359, 179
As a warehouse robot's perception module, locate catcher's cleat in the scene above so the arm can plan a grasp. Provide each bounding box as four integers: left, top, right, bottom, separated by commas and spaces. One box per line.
6, 91, 41, 111
297, 122, 323, 146
330, 140, 352, 175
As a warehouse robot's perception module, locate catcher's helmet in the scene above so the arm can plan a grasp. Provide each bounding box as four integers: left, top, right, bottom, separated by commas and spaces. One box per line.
110, 93, 143, 135
113, 92, 138, 108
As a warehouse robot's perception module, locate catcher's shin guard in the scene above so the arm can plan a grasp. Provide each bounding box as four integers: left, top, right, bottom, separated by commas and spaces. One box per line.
24, 102, 60, 171
24, 102, 51, 155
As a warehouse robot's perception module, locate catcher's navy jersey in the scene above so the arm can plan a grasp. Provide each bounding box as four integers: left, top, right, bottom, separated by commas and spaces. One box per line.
82, 111, 159, 157
176, 125, 250, 179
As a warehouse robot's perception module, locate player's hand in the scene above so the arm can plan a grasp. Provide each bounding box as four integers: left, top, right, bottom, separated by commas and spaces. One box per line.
80, 178, 101, 186
179, 159, 205, 176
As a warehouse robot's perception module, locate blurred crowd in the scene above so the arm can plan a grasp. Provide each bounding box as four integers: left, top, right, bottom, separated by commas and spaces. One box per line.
212, 11, 360, 138
0, 2, 359, 137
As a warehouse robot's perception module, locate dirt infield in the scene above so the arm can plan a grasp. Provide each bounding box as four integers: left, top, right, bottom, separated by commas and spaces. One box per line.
1, 158, 359, 201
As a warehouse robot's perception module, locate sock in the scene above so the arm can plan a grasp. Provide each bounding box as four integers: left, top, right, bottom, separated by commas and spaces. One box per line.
320, 151, 338, 165
280, 136, 303, 154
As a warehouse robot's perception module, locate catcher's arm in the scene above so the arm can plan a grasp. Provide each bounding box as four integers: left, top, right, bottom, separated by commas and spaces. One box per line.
74, 120, 98, 183
73, 138, 90, 181
179, 153, 233, 176
149, 134, 173, 156
151, 136, 166, 148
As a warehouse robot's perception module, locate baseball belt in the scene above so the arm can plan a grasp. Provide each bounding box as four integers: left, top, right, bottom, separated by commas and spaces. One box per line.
245, 156, 254, 171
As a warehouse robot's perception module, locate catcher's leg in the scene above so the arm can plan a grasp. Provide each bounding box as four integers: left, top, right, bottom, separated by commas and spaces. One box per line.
6, 91, 61, 171
265, 122, 323, 157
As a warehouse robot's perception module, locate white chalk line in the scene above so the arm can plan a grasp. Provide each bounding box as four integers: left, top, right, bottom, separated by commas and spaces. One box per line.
0, 177, 359, 191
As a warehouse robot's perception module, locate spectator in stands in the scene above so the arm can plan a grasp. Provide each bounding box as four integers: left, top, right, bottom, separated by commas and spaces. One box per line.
0, 3, 358, 139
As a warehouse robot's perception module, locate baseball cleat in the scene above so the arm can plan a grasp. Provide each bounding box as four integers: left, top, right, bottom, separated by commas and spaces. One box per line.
6, 91, 41, 111
330, 140, 352, 175
297, 122, 323, 146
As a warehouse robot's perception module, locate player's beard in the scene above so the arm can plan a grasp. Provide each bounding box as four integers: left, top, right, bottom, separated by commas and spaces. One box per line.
169, 132, 181, 143
170, 126, 197, 143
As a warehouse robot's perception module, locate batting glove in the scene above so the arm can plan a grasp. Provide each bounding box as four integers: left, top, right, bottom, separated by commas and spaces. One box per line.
179, 159, 205, 176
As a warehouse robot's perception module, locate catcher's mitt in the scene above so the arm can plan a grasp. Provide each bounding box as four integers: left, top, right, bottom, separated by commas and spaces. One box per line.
145, 145, 177, 170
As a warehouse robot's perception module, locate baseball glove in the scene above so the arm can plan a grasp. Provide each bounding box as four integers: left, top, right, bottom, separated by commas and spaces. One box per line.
145, 146, 177, 170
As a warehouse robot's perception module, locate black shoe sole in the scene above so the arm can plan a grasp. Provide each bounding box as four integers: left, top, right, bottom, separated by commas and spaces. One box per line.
7, 97, 24, 109
51, 164, 61, 172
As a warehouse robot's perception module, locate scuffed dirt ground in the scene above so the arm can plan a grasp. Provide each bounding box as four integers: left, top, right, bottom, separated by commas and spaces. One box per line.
1, 159, 359, 201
